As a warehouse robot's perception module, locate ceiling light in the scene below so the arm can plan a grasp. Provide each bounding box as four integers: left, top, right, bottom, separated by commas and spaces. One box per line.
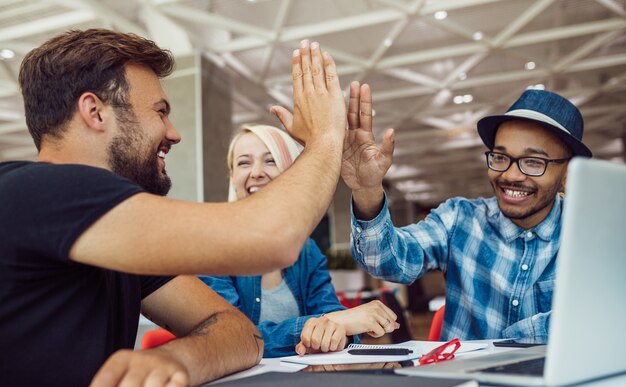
453, 94, 473, 104
383, 38, 393, 47
525, 61, 536, 70
434, 11, 448, 20
0, 49, 15, 60
472, 32, 483, 41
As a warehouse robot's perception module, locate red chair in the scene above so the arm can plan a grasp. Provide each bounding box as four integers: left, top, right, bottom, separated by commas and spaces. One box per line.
141, 328, 176, 349
335, 290, 362, 309
427, 305, 445, 341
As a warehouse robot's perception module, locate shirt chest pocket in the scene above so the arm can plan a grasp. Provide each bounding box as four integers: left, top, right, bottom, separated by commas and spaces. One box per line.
533, 278, 555, 313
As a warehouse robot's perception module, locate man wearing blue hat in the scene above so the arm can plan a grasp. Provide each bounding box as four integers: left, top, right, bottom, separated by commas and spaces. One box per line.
342, 83, 591, 343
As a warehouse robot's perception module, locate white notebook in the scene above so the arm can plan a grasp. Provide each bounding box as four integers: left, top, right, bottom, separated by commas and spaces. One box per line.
280, 340, 488, 366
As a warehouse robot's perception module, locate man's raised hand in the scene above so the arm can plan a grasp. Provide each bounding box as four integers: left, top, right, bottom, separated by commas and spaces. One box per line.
272, 40, 346, 146
342, 81, 394, 192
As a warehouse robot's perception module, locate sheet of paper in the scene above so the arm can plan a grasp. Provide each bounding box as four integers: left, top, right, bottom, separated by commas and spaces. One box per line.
280, 340, 488, 366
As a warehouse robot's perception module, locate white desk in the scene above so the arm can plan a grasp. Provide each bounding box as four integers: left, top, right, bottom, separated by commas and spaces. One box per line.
208, 341, 626, 386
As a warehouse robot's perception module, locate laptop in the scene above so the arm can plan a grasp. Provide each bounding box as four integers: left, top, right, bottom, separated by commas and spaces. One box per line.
396, 158, 626, 386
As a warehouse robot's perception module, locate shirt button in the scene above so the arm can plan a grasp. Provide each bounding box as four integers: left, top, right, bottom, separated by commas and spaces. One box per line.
532, 315, 539, 321
255, 297, 261, 303
521, 264, 529, 271
355, 226, 362, 233
512, 299, 519, 307
526, 231, 533, 238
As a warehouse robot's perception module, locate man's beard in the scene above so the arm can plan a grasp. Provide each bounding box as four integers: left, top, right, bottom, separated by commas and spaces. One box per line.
108, 120, 172, 196
492, 180, 560, 221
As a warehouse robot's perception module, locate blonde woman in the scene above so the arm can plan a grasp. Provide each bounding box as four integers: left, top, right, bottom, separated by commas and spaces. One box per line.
199, 124, 399, 357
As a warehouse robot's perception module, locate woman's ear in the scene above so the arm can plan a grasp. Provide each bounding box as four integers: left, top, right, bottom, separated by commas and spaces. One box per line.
77, 92, 108, 132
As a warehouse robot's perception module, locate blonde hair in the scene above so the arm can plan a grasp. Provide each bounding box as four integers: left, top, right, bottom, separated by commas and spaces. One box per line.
227, 124, 302, 201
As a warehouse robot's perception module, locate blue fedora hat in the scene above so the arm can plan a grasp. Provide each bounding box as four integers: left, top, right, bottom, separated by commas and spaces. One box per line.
477, 89, 592, 157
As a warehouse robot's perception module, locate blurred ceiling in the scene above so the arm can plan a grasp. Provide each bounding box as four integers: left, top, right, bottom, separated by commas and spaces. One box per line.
1, 0, 625, 206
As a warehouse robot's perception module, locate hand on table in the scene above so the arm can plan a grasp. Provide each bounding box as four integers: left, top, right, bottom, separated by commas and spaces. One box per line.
325, 300, 399, 337
295, 315, 348, 356
89, 348, 188, 387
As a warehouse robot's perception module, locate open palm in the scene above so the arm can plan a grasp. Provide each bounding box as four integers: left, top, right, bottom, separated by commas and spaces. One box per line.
341, 82, 394, 192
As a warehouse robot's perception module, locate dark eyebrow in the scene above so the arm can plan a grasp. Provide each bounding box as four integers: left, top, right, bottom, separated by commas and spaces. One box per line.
493, 145, 550, 157
525, 147, 549, 157
154, 99, 171, 115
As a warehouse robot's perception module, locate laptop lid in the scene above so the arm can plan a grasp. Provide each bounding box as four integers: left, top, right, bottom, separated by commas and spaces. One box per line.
544, 158, 626, 385
397, 158, 626, 386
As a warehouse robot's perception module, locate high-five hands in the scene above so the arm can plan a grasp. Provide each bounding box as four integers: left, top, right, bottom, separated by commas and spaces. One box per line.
342, 81, 395, 219
271, 40, 346, 147
342, 81, 395, 191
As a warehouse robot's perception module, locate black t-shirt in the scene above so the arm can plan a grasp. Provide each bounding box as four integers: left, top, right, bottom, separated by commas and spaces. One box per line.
0, 162, 174, 386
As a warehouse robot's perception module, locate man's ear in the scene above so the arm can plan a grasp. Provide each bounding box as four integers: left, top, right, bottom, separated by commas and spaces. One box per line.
77, 92, 109, 132
560, 170, 568, 194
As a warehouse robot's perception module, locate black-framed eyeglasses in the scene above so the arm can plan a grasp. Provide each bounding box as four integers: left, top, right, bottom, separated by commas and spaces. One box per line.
485, 151, 571, 177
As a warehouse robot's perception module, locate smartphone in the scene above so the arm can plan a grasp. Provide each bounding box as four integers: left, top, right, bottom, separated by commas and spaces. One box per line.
493, 339, 544, 348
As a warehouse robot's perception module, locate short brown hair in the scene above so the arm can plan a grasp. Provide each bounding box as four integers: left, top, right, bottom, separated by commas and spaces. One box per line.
19, 28, 175, 150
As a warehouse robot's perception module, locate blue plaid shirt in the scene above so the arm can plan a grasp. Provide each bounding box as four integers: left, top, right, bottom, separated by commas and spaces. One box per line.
351, 195, 562, 343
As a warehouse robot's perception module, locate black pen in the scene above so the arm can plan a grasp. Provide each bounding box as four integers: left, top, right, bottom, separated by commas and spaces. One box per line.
348, 348, 413, 356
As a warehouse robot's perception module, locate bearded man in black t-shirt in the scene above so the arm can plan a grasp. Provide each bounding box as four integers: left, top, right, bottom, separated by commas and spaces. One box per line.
0, 29, 349, 386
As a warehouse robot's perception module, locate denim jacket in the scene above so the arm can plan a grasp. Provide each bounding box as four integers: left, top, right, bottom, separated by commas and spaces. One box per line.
199, 239, 358, 357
